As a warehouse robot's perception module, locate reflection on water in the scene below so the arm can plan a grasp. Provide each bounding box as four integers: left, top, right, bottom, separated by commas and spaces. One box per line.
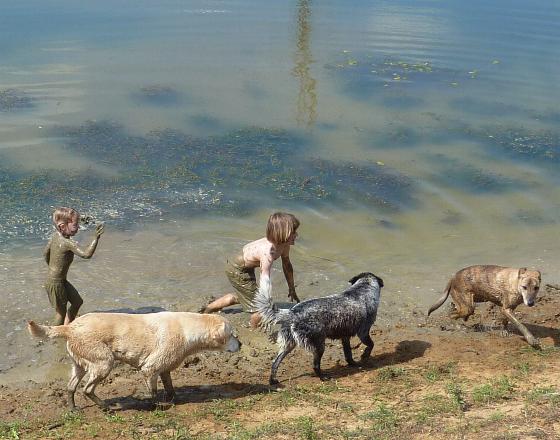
1, 0, 560, 383
293, 0, 317, 128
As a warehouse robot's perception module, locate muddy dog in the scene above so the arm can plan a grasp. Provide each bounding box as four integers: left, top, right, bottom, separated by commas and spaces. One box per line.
28, 312, 241, 410
253, 272, 383, 385
428, 265, 541, 347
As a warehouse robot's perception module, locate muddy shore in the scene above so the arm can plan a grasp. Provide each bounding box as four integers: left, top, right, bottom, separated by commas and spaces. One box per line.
1, 284, 559, 439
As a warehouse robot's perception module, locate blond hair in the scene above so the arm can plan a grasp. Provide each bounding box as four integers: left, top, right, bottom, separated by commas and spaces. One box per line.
266, 212, 300, 244
52, 207, 79, 231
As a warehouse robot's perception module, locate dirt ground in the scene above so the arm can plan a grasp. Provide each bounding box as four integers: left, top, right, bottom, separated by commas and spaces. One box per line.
1, 285, 560, 439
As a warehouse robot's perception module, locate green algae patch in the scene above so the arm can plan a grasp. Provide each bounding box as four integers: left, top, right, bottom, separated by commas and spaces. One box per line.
0, 88, 34, 111
1, 121, 417, 243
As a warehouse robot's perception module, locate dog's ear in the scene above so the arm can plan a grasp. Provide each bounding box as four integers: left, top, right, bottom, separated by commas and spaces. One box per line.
518, 267, 527, 277
374, 275, 384, 288
349, 273, 367, 285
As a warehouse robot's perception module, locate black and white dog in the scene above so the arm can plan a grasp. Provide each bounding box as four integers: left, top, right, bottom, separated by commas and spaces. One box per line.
253, 272, 383, 385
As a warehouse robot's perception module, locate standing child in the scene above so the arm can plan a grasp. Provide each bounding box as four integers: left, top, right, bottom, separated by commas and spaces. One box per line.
43, 207, 104, 325
203, 212, 301, 327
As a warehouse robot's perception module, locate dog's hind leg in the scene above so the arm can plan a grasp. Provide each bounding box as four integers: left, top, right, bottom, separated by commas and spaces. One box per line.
67, 359, 86, 410
341, 337, 357, 366
311, 339, 326, 380
159, 371, 176, 402
449, 289, 475, 321
357, 329, 374, 360
270, 334, 296, 386
82, 360, 114, 410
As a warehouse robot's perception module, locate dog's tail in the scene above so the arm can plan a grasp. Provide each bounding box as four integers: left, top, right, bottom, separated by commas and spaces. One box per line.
427, 280, 452, 316
252, 277, 290, 333
27, 320, 70, 339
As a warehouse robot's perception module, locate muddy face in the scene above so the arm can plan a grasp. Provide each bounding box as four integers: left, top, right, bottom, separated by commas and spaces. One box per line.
518, 269, 541, 307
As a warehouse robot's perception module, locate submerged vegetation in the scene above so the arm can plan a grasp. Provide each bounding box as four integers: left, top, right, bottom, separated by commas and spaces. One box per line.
0, 121, 416, 243
133, 84, 183, 106
0, 88, 34, 111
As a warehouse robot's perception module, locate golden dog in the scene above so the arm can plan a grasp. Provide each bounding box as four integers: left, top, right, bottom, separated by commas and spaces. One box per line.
28, 312, 241, 410
428, 265, 541, 347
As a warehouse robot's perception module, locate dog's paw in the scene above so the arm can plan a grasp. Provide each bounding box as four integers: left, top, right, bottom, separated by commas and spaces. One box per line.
269, 378, 280, 386
346, 360, 359, 367
527, 337, 541, 349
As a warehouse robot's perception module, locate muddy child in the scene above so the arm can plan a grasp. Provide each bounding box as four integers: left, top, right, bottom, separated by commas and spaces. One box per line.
43, 207, 104, 325
203, 212, 301, 327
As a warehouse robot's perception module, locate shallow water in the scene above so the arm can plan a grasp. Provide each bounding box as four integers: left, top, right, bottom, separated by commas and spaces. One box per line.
1, 0, 559, 383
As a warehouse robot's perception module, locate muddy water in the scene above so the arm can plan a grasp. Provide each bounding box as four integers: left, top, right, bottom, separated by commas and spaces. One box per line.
1, 0, 560, 383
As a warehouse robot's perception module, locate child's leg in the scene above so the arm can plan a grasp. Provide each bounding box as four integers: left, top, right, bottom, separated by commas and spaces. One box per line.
65, 281, 83, 324
53, 305, 66, 326
46, 281, 66, 325
203, 293, 238, 313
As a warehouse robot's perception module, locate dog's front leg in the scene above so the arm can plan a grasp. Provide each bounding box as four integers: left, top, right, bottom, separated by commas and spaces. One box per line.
159, 371, 176, 402
501, 308, 540, 348
357, 331, 374, 360
341, 337, 357, 366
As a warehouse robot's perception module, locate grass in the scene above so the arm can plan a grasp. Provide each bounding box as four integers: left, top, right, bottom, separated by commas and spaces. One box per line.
423, 362, 457, 383
526, 386, 560, 406
0, 421, 24, 440
472, 376, 516, 405
361, 403, 399, 434
377, 366, 406, 381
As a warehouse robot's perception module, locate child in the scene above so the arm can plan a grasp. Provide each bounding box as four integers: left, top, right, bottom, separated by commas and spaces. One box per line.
43, 207, 104, 325
203, 212, 301, 327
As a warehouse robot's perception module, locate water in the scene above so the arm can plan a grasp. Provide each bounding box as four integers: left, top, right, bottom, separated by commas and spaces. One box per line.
1, 0, 559, 383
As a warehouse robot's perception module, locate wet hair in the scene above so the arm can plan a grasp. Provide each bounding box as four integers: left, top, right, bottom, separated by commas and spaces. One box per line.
52, 207, 79, 231
266, 212, 300, 244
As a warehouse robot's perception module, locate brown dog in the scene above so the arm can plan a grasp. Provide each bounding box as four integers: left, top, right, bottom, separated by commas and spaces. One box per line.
428, 265, 541, 347
28, 312, 241, 410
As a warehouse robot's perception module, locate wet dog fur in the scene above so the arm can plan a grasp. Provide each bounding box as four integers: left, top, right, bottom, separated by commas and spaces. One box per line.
428, 265, 542, 347
28, 311, 241, 410
253, 272, 383, 385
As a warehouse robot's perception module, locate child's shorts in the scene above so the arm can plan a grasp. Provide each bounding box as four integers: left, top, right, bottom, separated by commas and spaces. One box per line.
225, 255, 258, 312
45, 279, 82, 310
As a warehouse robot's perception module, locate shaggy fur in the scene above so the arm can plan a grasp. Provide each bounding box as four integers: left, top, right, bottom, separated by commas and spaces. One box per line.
428, 265, 542, 347
28, 312, 241, 410
253, 272, 383, 385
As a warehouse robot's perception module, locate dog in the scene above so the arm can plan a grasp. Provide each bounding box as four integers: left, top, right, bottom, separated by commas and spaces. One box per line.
427, 265, 541, 347
28, 311, 241, 410
253, 272, 383, 385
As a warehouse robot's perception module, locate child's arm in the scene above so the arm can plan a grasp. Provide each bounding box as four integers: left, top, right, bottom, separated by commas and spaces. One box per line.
43, 239, 52, 265
68, 224, 104, 259
281, 253, 300, 303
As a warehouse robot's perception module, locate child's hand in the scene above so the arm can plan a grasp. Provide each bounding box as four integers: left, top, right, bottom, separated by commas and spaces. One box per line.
95, 223, 105, 238
288, 289, 300, 303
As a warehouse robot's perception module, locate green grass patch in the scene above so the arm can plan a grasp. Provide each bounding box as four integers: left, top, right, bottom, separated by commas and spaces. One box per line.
361, 403, 399, 434
416, 392, 462, 422
423, 362, 457, 383
472, 376, 516, 405
377, 366, 406, 381
0, 421, 25, 440
227, 416, 320, 440
526, 386, 560, 406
